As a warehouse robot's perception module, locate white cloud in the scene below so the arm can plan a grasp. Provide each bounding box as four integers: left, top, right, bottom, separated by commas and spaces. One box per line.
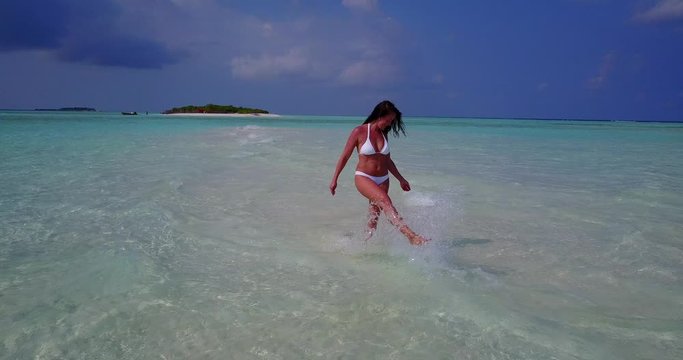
342, 0, 378, 12
338, 59, 397, 86
125, 0, 402, 85
634, 0, 683, 23
261, 23, 274, 37
432, 74, 444, 84
587, 52, 616, 89
537, 82, 549, 91
231, 48, 309, 79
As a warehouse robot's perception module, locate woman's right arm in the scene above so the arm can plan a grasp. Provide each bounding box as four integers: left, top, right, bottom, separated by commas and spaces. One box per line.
330, 127, 359, 196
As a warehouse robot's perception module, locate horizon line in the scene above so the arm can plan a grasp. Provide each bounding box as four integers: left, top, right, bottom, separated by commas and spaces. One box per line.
1, 108, 681, 123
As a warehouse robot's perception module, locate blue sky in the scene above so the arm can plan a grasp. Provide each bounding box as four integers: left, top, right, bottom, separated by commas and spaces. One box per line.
1, 0, 682, 120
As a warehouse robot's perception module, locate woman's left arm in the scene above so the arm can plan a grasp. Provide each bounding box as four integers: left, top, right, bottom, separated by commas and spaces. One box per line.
388, 156, 411, 191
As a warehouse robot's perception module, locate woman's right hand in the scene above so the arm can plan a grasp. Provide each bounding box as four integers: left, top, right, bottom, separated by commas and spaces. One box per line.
329, 180, 337, 196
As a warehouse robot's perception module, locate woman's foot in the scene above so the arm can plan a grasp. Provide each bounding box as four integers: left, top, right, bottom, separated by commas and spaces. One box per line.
399, 225, 428, 246
408, 233, 429, 246
364, 229, 374, 242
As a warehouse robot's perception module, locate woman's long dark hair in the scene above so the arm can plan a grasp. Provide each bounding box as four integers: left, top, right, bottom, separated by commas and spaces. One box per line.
362, 100, 406, 138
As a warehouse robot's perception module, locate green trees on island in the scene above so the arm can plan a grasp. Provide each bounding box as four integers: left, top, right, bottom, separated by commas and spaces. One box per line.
163, 104, 269, 114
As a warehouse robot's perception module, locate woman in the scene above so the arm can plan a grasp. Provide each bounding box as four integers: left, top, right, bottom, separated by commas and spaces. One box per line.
329, 100, 428, 245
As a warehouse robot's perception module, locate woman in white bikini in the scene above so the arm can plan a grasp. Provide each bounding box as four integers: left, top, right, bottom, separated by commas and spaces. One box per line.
329, 100, 428, 246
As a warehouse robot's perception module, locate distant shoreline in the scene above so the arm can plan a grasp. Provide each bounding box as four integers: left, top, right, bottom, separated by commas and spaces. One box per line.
0, 109, 679, 123
163, 113, 280, 118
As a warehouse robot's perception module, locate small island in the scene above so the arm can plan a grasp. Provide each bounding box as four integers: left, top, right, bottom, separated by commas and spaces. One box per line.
163, 104, 269, 115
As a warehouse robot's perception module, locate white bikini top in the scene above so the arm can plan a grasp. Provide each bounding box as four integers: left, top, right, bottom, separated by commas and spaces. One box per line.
359, 123, 390, 156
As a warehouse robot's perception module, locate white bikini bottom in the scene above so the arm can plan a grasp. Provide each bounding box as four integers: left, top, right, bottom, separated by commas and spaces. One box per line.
355, 171, 389, 185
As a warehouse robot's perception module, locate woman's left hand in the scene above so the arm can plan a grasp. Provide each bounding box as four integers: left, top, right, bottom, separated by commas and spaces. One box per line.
399, 179, 411, 191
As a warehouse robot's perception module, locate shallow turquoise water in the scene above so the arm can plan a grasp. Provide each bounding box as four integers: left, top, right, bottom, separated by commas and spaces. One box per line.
1, 111, 682, 359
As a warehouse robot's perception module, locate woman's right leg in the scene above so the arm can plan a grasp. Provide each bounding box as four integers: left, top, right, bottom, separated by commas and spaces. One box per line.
366, 201, 381, 240
365, 180, 387, 240
355, 175, 427, 245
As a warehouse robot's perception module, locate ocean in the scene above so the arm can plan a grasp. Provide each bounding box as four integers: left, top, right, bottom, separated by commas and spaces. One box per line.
1, 111, 682, 359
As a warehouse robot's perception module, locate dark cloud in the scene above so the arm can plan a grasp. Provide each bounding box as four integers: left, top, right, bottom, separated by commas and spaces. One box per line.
0, 0, 70, 50
58, 35, 185, 69
0, 0, 183, 69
